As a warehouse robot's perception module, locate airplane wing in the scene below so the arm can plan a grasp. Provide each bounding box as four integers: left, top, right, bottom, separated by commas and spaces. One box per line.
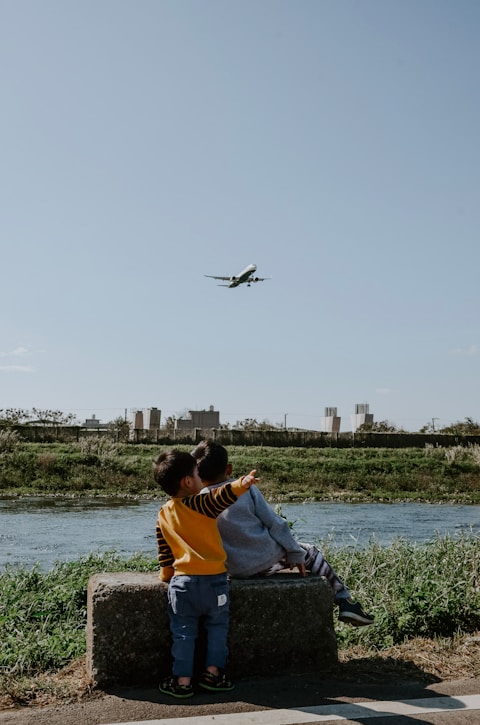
204, 275, 231, 281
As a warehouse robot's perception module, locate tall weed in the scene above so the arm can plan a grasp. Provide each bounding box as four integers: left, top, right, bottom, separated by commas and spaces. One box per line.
323, 531, 480, 648
0, 429, 20, 453
469, 444, 480, 466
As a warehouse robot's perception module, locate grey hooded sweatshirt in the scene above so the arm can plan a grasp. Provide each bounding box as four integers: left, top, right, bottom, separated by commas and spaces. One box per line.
207, 483, 306, 578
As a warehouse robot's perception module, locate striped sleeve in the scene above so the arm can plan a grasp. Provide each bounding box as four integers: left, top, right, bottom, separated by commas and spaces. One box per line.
156, 522, 175, 581
183, 481, 239, 518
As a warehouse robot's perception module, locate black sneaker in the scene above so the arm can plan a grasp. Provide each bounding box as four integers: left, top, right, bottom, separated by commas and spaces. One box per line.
199, 670, 235, 692
159, 676, 194, 699
338, 597, 374, 626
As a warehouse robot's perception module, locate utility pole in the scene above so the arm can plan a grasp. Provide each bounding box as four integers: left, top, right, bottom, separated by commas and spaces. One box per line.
284, 413, 288, 430
432, 417, 439, 432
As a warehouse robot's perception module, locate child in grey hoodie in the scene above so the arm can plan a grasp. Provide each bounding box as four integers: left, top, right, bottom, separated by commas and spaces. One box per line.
192, 440, 374, 627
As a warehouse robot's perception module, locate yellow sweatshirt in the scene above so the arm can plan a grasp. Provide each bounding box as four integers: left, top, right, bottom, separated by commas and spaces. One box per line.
156, 478, 248, 582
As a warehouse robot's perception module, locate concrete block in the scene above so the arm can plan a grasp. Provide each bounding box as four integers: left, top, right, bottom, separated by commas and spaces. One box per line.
86, 571, 338, 687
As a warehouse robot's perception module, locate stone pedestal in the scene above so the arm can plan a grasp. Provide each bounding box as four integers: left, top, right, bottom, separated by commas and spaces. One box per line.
86, 571, 338, 687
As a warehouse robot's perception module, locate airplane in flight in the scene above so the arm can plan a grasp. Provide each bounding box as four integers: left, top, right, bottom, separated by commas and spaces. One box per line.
204, 263, 270, 288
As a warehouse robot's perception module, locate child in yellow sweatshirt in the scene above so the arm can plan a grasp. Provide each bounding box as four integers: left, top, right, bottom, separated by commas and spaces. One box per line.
154, 449, 258, 699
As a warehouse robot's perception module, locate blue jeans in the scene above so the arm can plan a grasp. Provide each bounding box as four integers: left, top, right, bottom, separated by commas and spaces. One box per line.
167, 572, 230, 678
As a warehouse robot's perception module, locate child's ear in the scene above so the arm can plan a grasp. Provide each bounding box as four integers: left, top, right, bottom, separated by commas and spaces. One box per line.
181, 475, 193, 491
226, 463, 233, 476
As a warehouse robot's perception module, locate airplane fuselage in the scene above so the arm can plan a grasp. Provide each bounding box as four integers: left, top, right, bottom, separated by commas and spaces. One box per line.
228, 263, 257, 287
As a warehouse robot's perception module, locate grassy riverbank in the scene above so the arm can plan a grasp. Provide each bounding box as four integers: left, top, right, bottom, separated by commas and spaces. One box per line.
1, 440, 480, 502
1, 440, 479, 706
1, 533, 479, 703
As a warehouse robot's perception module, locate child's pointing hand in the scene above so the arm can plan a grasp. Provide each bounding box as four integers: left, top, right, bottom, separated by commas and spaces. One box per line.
241, 470, 260, 489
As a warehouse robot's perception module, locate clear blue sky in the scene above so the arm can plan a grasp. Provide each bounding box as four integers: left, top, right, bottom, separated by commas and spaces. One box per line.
1, 0, 479, 432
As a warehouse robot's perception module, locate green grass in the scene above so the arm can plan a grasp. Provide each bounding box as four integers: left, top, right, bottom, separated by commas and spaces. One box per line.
1, 441, 480, 502
0, 552, 158, 680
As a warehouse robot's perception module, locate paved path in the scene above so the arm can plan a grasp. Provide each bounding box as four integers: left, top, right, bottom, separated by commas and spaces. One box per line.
105, 693, 480, 724
1, 676, 480, 724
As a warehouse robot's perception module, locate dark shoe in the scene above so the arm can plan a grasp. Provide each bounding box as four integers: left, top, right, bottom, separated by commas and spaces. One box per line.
338, 597, 374, 626
199, 670, 235, 692
159, 676, 194, 699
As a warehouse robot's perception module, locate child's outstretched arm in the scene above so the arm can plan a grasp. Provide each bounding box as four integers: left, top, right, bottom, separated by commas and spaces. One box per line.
182, 470, 260, 518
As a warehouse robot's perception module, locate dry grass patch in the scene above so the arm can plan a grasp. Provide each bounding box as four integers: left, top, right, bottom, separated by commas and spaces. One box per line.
337, 631, 480, 682
0, 656, 95, 711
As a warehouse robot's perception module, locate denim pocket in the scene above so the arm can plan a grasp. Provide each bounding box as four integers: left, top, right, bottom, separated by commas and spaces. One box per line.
168, 576, 193, 616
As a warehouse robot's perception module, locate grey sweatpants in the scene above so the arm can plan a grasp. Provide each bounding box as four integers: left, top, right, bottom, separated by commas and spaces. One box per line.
299, 542, 350, 601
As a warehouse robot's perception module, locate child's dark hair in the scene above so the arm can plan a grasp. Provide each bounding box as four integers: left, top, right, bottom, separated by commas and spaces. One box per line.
153, 450, 196, 496
191, 439, 229, 482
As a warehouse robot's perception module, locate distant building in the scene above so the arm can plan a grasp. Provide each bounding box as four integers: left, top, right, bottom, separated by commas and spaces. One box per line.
130, 407, 161, 431
351, 403, 374, 432
131, 410, 144, 430
176, 405, 220, 431
143, 407, 161, 431
320, 407, 341, 433
85, 414, 102, 428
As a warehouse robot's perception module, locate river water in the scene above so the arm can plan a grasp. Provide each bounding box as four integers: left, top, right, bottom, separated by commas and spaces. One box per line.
0, 497, 478, 571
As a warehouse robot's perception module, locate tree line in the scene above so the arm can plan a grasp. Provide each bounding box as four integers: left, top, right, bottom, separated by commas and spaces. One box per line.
2, 408, 480, 437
